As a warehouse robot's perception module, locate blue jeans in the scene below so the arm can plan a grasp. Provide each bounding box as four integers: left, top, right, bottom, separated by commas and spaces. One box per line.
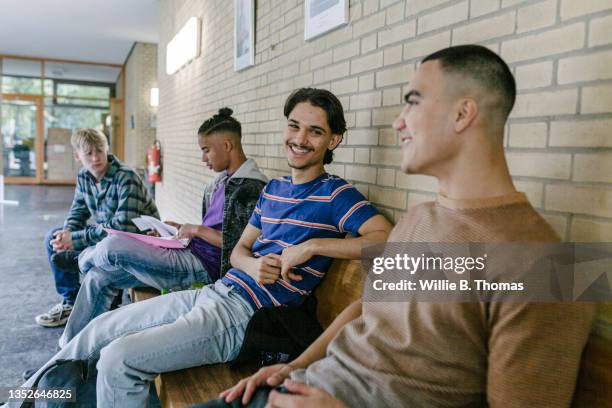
45, 226, 81, 304
59, 234, 213, 346
15, 281, 254, 408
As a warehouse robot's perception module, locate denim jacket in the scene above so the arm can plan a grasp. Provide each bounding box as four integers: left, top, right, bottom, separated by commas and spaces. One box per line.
202, 159, 267, 278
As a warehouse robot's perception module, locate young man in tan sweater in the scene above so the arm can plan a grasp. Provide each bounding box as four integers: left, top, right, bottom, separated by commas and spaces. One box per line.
204, 45, 596, 407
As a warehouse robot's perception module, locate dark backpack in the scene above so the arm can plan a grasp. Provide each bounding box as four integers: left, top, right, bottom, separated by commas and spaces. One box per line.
231, 296, 323, 367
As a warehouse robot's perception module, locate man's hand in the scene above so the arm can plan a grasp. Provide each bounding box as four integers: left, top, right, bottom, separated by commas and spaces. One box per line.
177, 223, 199, 239
220, 363, 294, 405
266, 380, 347, 408
250, 253, 282, 284
280, 241, 315, 282
163, 220, 182, 229
51, 230, 73, 252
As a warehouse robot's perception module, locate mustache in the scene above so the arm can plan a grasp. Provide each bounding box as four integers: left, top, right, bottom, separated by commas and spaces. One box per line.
286, 142, 314, 151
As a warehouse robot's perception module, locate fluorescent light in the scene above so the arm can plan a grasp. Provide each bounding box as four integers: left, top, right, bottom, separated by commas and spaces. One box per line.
150, 88, 159, 107
166, 17, 201, 75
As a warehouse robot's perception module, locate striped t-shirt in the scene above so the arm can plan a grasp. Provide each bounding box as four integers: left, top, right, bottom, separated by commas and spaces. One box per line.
221, 172, 378, 310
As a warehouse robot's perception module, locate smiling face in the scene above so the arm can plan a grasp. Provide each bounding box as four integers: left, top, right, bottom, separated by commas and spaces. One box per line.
198, 133, 231, 172
393, 60, 460, 176
75, 146, 109, 180
284, 102, 342, 173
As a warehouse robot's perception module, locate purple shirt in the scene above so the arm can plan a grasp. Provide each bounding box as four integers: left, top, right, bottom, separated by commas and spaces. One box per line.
189, 179, 225, 281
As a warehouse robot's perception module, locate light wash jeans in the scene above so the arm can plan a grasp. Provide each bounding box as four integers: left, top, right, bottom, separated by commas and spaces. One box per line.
12, 281, 254, 408
59, 234, 212, 347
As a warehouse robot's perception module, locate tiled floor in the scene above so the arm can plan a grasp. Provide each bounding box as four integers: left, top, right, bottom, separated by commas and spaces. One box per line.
0, 184, 74, 389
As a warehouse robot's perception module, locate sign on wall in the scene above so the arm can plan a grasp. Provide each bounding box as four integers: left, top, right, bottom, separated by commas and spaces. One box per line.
234, 0, 255, 71
304, 0, 349, 41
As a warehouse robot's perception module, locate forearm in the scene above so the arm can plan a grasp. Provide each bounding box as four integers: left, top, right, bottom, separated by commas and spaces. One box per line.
290, 301, 362, 369
307, 229, 389, 260
230, 244, 260, 277
193, 225, 222, 248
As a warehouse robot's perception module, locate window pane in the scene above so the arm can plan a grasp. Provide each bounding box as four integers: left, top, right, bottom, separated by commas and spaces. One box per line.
54, 96, 109, 108
0, 58, 42, 95
1, 76, 43, 94
56, 83, 110, 99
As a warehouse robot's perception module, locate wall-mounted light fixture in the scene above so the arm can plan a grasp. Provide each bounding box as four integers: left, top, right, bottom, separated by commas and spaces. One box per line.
150, 87, 159, 107
166, 17, 201, 75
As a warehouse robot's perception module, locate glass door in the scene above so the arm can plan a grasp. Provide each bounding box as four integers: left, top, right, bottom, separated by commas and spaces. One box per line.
0, 94, 44, 183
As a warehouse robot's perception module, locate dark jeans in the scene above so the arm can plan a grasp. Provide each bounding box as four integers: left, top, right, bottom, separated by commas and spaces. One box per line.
45, 226, 81, 304
190, 387, 273, 408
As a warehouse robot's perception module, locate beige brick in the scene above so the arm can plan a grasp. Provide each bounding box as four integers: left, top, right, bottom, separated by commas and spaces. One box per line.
331, 77, 359, 95
371, 147, 403, 165
418, 1, 469, 34
384, 45, 404, 66
407, 191, 436, 209
545, 184, 612, 218
363, 0, 379, 15
376, 63, 414, 88
355, 148, 370, 163
571, 218, 612, 242
383, 88, 401, 106
517, 0, 557, 33
506, 152, 571, 179
325, 61, 351, 81
511, 89, 577, 118
560, 0, 612, 20
502, 0, 529, 7
406, 0, 454, 16
350, 91, 382, 109
508, 122, 547, 148
581, 83, 612, 114
515, 61, 553, 90
347, 128, 378, 145
377, 168, 396, 186
386, 1, 406, 25
355, 110, 371, 127
452, 12, 515, 44
351, 51, 384, 75
381, 0, 403, 8
573, 153, 612, 183
325, 163, 345, 178
501, 23, 585, 63
361, 33, 378, 54
353, 11, 386, 38
373, 106, 402, 126
514, 180, 544, 207
378, 20, 417, 47
589, 14, 612, 47
332, 41, 360, 63
332, 147, 354, 163
379, 128, 398, 146
403, 31, 451, 61
558, 50, 612, 84
350, 2, 363, 21
311, 50, 333, 68
541, 213, 568, 239
550, 119, 612, 147
396, 173, 438, 192
345, 164, 377, 183
470, 0, 500, 17
370, 185, 407, 209
359, 73, 375, 90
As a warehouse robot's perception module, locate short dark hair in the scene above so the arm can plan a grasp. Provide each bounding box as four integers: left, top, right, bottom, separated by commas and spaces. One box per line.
283, 88, 346, 165
423, 45, 516, 120
198, 107, 241, 137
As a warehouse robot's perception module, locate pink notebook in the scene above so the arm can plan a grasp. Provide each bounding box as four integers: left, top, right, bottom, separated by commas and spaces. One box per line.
105, 228, 187, 249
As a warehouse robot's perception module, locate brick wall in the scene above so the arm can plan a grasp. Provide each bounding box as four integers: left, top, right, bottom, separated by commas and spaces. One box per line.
156, 0, 612, 245
124, 42, 158, 170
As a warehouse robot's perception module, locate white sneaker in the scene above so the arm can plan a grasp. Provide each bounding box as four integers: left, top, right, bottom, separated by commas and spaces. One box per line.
35, 302, 73, 327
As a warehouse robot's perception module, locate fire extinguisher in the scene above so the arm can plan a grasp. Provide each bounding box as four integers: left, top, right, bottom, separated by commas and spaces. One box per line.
147, 140, 162, 183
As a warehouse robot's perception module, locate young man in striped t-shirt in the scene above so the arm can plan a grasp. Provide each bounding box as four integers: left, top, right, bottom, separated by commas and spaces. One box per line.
14, 88, 391, 407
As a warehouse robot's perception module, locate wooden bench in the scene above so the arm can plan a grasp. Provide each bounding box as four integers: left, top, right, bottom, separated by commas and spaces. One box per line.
132, 261, 611, 408
132, 259, 363, 407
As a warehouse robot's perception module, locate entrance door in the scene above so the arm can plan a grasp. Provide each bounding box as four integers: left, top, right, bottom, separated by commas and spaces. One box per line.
0, 94, 44, 183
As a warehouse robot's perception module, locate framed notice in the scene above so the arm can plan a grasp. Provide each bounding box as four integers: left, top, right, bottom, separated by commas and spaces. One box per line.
304, 0, 349, 41
234, 0, 255, 71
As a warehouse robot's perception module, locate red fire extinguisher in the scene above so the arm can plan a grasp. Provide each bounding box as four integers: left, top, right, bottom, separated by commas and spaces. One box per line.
147, 140, 162, 183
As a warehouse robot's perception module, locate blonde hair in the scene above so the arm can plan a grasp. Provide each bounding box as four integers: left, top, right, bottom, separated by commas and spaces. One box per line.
71, 128, 109, 153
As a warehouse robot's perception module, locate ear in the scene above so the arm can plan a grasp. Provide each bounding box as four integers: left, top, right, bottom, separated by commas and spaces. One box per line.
74, 151, 81, 162
223, 138, 234, 152
328, 133, 343, 151
454, 98, 478, 133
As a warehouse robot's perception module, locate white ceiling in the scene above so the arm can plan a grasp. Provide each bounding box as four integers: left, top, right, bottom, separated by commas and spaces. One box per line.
0, 0, 160, 65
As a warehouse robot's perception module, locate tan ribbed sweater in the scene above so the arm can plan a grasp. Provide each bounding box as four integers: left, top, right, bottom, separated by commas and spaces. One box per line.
305, 192, 596, 407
